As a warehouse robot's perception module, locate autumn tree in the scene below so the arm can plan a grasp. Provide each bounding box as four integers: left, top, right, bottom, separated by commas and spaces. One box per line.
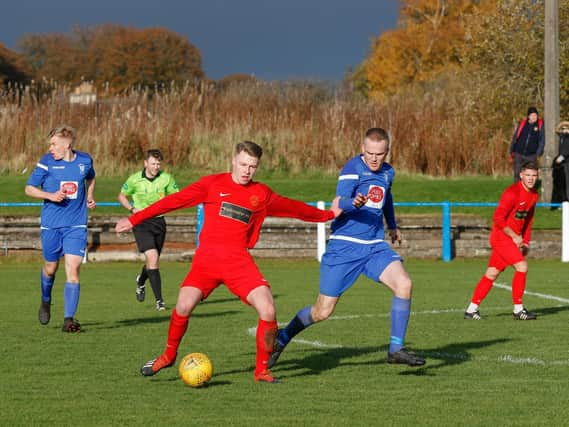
0, 43, 30, 86
361, 0, 497, 98
463, 0, 569, 117
87, 26, 204, 92
18, 30, 88, 84
16, 25, 204, 91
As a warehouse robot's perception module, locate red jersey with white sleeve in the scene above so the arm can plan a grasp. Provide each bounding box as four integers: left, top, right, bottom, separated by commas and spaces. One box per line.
490, 181, 538, 246
128, 172, 334, 249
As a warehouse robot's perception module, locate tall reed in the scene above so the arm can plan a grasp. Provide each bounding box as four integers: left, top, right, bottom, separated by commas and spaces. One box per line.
0, 79, 510, 177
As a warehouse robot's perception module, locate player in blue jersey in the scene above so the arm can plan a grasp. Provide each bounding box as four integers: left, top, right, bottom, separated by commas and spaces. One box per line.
268, 127, 425, 370
25, 124, 96, 332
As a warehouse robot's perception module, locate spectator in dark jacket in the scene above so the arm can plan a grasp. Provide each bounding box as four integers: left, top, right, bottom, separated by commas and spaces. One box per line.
552, 121, 569, 204
509, 107, 545, 182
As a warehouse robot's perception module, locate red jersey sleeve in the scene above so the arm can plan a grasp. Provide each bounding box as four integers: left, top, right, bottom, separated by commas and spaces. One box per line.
493, 187, 516, 231
266, 192, 335, 222
129, 175, 211, 226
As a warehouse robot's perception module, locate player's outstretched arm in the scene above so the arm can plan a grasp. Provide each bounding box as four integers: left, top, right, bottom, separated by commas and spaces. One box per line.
266, 193, 336, 222
330, 196, 343, 218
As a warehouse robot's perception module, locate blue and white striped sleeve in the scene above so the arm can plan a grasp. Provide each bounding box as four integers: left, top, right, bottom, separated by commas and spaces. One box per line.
26, 155, 49, 187
336, 163, 359, 213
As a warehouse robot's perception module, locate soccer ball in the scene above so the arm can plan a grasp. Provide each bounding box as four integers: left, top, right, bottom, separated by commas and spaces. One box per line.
178, 352, 213, 388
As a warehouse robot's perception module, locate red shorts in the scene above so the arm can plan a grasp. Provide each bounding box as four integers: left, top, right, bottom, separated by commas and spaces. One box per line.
488, 238, 525, 271
182, 246, 269, 303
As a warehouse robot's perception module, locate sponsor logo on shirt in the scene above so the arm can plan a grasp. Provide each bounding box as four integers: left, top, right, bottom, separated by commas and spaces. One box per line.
365, 185, 385, 209
219, 202, 252, 224
61, 181, 79, 199
515, 210, 529, 219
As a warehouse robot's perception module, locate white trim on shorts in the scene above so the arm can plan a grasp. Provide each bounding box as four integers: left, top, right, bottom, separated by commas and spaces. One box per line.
329, 235, 384, 245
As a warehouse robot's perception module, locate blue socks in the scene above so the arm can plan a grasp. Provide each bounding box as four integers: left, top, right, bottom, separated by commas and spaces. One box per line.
279, 306, 314, 345
389, 296, 411, 353
64, 282, 80, 319
41, 271, 55, 303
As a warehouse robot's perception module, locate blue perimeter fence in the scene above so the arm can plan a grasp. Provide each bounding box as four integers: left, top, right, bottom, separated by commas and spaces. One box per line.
1, 201, 564, 262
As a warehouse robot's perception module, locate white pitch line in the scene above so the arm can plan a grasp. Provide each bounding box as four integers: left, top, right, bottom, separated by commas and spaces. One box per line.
423, 351, 569, 366
494, 282, 569, 304
246, 286, 569, 360
246, 326, 342, 348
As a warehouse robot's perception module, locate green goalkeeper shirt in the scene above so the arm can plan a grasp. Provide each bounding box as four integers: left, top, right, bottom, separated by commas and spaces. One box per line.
121, 170, 179, 211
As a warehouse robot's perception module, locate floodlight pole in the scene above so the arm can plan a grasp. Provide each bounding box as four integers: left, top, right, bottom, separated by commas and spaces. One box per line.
542, 0, 559, 202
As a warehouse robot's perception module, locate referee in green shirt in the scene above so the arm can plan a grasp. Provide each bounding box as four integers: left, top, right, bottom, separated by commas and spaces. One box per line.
118, 149, 179, 310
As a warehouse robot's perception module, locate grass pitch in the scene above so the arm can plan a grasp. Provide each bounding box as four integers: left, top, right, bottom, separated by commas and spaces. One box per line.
2, 257, 569, 426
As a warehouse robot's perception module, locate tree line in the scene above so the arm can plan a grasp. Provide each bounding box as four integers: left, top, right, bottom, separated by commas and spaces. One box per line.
1, 25, 203, 92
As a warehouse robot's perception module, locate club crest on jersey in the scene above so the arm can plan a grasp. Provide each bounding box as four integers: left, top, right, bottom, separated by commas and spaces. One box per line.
220, 202, 252, 224
79, 163, 85, 175
250, 195, 260, 208
365, 185, 385, 209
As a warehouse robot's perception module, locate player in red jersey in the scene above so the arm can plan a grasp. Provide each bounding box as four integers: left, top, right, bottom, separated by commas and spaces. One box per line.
115, 141, 341, 383
464, 161, 540, 320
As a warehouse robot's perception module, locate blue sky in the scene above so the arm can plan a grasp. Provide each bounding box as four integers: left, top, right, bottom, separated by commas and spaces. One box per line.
0, 0, 400, 81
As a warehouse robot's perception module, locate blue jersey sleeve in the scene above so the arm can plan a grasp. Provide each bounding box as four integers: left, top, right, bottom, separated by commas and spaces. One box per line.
383, 186, 397, 229
26, 154, 51, 188
336, 157, 360, 213
85, 154, 96, 180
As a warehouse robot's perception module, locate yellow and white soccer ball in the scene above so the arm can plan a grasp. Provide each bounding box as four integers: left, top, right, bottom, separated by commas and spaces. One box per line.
178, 352, 213, 388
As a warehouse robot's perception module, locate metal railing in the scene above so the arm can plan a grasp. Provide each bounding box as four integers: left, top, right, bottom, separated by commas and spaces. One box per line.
2, 200, 567, 262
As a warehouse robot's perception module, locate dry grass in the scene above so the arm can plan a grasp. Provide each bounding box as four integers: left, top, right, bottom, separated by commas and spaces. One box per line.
0, 79, 510, 176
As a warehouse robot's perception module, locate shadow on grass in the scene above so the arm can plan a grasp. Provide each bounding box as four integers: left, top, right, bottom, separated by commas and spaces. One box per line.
398, 338, 511, 376
494, 304, 569, 319
268, 338, 511, 378
89, 309, 242, 329
144, 375, 232, 387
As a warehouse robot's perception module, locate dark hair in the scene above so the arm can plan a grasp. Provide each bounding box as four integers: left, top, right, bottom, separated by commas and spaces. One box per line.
146, 149, 163, 161
235, 141, 263, 159
365, 128, 389, 143
520, 161, 539, 172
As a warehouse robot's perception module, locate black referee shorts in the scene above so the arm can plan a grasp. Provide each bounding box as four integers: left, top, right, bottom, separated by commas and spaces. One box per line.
132, 217, 167, 254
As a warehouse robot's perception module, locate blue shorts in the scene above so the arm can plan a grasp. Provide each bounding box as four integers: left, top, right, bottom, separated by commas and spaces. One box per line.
319, 240, 402, 297
41, 227, 87, 262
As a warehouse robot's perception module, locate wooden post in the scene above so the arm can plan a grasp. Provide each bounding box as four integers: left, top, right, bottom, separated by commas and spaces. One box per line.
542, 0, 559, 202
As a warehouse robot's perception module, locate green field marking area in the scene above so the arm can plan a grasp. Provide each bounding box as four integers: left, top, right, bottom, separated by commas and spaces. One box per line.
2, 258, 569, 425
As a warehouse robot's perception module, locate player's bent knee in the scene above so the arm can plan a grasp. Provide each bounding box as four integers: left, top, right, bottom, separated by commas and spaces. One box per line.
514, 261, 528, 273
257, 304, 276, 321
393, 278, 412, 299
312, 306, 333, 322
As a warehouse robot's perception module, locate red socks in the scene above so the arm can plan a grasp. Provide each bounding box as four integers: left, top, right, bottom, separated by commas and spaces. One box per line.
255, 319, 277, 375
471, 276, 494, 305
163, 308, 189, 362
511, 271, 527, 305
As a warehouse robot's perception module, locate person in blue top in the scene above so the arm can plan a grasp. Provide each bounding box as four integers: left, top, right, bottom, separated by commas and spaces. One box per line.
268, 127, 425, 370
25, 124, 96, 332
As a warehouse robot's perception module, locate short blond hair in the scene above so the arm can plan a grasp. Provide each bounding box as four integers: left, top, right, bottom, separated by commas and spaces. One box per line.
48, 124, 76, 144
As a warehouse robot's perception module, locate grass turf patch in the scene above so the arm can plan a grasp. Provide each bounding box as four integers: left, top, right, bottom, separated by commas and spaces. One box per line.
2, 258, 568, 425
